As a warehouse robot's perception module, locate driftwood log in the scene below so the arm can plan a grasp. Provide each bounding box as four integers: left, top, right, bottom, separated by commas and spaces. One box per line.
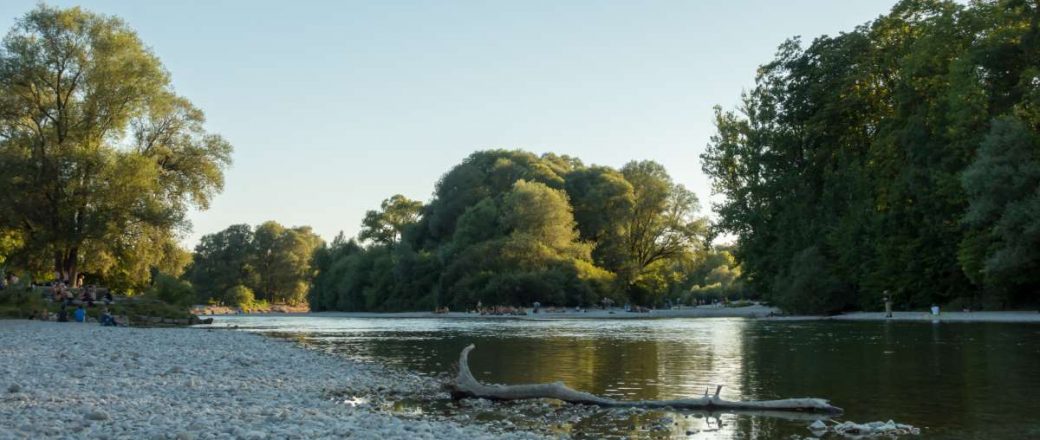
447, 344, 842, 414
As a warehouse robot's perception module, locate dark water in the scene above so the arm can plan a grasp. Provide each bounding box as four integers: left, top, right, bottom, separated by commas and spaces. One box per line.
212, 315, 1040, 439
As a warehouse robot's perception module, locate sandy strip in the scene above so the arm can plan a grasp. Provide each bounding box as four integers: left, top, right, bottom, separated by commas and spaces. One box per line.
0, 320, 541, 440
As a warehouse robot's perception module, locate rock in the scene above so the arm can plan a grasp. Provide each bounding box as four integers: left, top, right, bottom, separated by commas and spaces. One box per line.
808, 420, 827, 431
8, 383, 22, 393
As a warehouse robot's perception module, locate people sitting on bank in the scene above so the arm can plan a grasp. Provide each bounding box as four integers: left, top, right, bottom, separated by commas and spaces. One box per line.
80, 287, 94, 307
73, 304, 86, 323
52, 283, 64, 302
99, 307, 118, 327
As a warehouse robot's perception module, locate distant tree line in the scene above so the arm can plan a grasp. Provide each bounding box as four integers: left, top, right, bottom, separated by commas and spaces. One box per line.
308, 150, 741, 312
702, 0, 1040, 313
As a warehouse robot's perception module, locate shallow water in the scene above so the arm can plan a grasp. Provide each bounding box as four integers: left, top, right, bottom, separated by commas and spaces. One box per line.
212, 315, 1040, 439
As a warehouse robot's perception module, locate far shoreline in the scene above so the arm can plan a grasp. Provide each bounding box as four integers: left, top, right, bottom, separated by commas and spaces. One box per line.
206, 304, 1040, 324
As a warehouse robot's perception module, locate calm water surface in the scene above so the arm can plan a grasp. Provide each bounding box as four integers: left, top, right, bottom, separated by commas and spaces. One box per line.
212, 315, 1040, 439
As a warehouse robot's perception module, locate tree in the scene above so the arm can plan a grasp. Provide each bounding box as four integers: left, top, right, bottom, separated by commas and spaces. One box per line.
188, 224, 256, 301
310, 150, 706, 311
960, 116, 1040, 304
253, 221, 324, 304
189, 221, 323, 305
0, 5, 232, 287
701, 0, 1040, 311
618, 161, 707, 285
359, 195, 423, 245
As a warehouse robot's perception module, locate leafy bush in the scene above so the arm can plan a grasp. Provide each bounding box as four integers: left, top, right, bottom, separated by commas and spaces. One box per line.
769, 247, 850, 315
0, 290, 48, 318
224, 285, 254, 307
149, 273, 197, 306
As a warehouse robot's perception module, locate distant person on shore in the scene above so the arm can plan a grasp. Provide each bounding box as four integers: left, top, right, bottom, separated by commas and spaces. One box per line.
930, 304, 940, 316
883, 291, 893, 318
99, 307, 117, 326
57, 305, 69, 322
73, 305, 86, 323
103, 290, 113, 305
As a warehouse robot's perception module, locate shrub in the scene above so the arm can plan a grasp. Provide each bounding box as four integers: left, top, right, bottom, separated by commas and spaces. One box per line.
770, 246, 850, 315
149, 274, 197, 306
224, 285, 254, 308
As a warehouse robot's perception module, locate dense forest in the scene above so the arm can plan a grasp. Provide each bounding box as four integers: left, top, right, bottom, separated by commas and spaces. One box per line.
4, 1, 1039, 316
308, 150, 744, 311
702, 0, 1040, 313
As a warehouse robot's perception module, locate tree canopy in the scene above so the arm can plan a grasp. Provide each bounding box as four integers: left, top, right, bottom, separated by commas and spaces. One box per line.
0, 5, 231, 291
310, 150, 713, 312
188, 221, 323, 305
702, 0, 1040, 313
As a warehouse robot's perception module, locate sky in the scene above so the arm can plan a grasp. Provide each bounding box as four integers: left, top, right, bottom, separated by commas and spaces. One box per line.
1, 0, 899, 248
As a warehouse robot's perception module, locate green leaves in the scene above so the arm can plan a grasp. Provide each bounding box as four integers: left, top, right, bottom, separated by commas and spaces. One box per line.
702, 0, 1040, 312
310, 150, 709, 311
189, 222, 323, 305
0, 5, 231, 290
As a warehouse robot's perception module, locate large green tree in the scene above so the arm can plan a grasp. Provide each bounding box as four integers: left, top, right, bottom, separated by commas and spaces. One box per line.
702, 0, 1040, 312
0, 5, 231, 287
189, 221, 323, 305
310, 150, 707, 312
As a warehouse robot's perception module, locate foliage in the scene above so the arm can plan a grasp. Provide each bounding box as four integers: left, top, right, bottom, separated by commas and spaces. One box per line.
0, 5, 231, 293
310, 150, 710, 311
0, 290, 47, 318
188, 221, 323, 305
224, 285, 255, 308
148, 273, 196, 307
360, 195, 423, 245
701, 0, 1040, 312
960, 116, 1040, 306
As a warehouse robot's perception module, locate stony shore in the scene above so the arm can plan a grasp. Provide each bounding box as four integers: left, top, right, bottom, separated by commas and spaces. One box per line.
0, 320, 541, 440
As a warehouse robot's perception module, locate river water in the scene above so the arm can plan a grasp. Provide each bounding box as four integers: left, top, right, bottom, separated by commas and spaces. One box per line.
211, 315, 1040, 439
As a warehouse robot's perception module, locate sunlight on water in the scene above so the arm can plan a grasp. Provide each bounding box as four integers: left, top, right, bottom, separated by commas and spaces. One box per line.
211, 315, 1040, 439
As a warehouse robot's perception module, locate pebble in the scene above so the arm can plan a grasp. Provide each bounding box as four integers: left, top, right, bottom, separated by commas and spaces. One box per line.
0, 321, 542, 439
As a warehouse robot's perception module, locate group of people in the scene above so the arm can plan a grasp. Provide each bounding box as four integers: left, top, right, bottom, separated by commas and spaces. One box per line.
23, 274, 123, 326
51, 282, 113, 307
48, 304, 122, 326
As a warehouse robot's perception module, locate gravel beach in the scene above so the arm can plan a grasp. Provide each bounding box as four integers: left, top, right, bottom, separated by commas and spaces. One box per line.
0, 320, 540, 440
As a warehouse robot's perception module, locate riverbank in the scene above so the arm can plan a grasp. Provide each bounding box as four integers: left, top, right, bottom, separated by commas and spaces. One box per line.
777, 309, 1040, 324
301, 306, 1040, 323
306, 304, 780, 320
0, 320, 540, 439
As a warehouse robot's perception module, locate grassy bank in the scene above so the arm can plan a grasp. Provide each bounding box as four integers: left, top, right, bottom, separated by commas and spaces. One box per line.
0, 289, 194, 325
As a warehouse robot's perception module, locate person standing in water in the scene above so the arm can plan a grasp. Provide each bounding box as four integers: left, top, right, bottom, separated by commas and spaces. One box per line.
883, 291, 893, 318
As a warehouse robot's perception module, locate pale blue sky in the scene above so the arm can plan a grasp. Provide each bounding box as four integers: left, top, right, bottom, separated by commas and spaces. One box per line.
2, 1, 897, 247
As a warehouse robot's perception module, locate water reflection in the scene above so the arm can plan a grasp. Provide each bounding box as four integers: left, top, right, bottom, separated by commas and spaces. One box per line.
211, 315, 1040, 439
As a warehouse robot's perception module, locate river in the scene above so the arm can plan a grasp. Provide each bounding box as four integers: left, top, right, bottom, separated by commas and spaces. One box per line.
211, 315, 1040, 439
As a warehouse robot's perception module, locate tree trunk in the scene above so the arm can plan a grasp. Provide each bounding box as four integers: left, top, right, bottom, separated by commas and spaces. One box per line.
53, 247, 78, 284
447, 344, 842, 414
